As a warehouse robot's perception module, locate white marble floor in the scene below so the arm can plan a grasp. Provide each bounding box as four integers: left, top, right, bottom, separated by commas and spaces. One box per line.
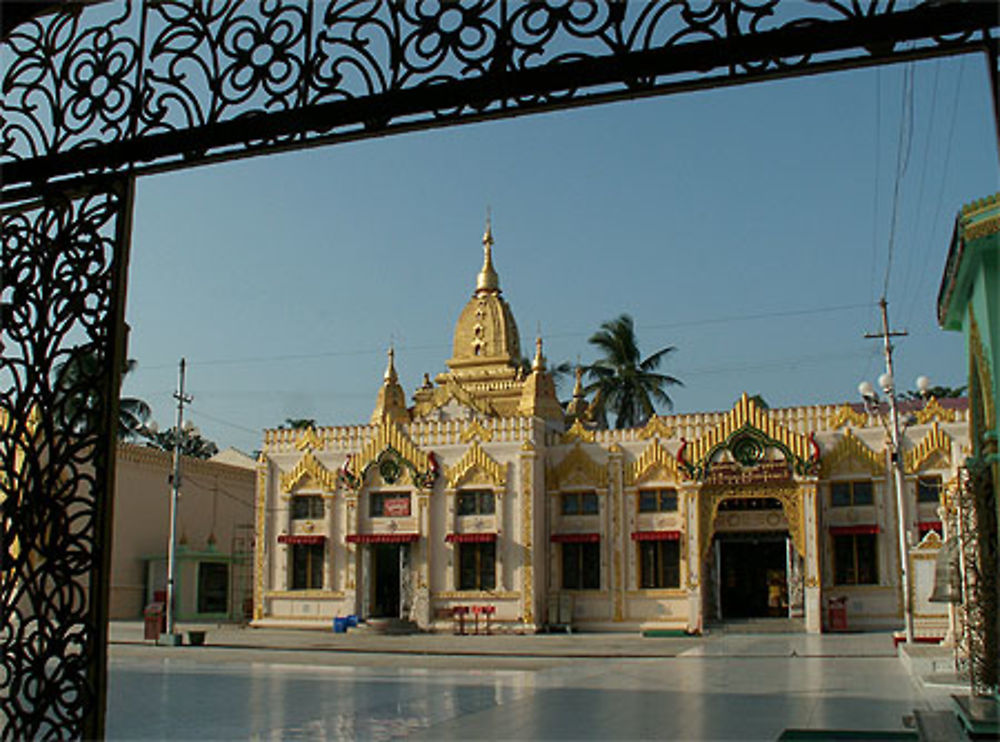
105, 633, 939, 740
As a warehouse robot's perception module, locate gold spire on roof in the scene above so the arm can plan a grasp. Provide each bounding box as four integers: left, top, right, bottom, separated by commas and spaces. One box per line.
532, 336, 545, 372
476, 212, 500, 294
573, 365, 584, 397
384, 346, 398, 384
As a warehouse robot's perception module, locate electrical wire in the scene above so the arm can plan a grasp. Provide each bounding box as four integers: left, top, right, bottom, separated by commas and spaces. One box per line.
883, 60, 916, 301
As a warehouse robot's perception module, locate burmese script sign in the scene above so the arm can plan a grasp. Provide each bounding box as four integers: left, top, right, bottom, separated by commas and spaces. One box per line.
705, 460, 791, 486
382, 497, 411, 517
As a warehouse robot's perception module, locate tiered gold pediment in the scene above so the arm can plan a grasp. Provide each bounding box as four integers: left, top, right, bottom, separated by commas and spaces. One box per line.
639, 415, 674, 440
685, 393, 814, 471
905, 422, 952, 472
626, 439, 683, 485
294, 427, 326, 451
445, 441, 507, 488
412, 377, 497, 418
281, 451, 338, 492
820, 429, 885, 476
351, 421, 434, 484
460, 419, 494, 443
549, 443, 607, 489
914, 397, 956, 424
561, 419, 596, 444
829, 404, 867, 429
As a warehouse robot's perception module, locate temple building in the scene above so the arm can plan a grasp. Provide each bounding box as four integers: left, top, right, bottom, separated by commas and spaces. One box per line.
253, 224, 969, 635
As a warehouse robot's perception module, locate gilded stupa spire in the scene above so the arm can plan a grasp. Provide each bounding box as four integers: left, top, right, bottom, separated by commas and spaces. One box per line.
532, 336, 545, 372
476, 211, 500, 294
384, 346, 398, 384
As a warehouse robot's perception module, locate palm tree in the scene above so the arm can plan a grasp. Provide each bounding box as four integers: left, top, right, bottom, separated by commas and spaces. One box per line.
53, 348, 152, 441
584, 314, 682, 429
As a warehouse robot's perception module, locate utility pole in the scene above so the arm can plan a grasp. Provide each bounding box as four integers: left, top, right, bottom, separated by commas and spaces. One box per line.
865, 298, 915, 644
165, 357, 191, 643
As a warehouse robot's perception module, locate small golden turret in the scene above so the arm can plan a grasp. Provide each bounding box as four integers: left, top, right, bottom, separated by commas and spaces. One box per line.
476, 217, 500, 294
371, 346, 410, 426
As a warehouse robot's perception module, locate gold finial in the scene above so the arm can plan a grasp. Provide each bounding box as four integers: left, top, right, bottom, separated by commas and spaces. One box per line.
573, 365, 584, 397
532, 336, 545, 372
384, 346, 398, 384
476, 212, 499, 293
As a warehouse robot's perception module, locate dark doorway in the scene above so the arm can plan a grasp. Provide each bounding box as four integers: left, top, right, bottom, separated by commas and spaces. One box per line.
371, 544, 402, 618
719, 534, 788, 619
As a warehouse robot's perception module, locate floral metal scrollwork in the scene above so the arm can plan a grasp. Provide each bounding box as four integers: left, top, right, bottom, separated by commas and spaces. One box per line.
2, 180, 131, 740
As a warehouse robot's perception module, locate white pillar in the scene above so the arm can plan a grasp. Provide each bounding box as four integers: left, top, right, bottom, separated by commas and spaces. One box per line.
802, 482, 822, 633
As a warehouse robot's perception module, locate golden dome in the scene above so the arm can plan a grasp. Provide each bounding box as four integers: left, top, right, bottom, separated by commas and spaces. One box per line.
448, 223, 521, 370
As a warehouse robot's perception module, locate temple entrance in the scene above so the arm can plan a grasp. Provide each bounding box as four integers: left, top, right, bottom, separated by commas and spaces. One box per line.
717, 533, 789, 619
371, 544, 405, 618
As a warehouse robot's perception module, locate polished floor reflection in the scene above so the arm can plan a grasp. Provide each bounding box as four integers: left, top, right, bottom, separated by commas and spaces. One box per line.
105, 633, 945, 740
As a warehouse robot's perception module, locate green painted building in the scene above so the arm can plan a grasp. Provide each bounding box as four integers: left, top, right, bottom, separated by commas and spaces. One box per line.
937, 192, 999, 696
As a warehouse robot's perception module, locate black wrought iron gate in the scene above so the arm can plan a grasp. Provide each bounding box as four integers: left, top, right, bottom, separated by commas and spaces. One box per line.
1, 2, 997, 738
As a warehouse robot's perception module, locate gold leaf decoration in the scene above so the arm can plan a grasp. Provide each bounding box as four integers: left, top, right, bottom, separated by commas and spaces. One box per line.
626, 439, 682, 485
561, 418, 596, 444
549, 443, 607, 489
820, 429, 884, 476
460, 419, 494, 443
352, 420, 431, 481
280, 451, 338, 492
294, 427, 326, 451
639, 415, 674, 440
829, 404, 867, 429
914, 397, 956, 425
445, 441, 507, 488
687, 393, 812, 469
905, 422, 952, 472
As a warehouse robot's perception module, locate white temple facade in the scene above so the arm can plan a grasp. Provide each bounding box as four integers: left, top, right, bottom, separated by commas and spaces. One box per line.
253, 226, 968, 635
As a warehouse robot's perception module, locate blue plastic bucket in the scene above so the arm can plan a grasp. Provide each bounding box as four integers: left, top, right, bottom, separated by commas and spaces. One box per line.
346, 615, 358, 628
333, 617, 348, 633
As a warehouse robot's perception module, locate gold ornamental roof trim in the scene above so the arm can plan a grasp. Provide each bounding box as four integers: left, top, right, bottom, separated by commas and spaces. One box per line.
626, 439, 683, 486
281, 451, 339, 492
548, 443, 607, 490
820, 429, 885, 476
914, 397, 957, 425
905, 422, 952, 473
445, 440, 507, 489
828, 404, 867, 429
685, 393, 813, 468
351, 420, 432, 482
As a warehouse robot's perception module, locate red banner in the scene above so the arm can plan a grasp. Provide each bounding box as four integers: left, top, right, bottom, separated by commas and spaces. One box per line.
631, 530, 682, 541
277, 534, 326, 545
346, 533, 419, 544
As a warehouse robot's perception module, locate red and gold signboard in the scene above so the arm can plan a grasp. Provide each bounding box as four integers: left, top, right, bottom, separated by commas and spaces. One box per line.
705, 460, 790, 486
382, 497, 411, 517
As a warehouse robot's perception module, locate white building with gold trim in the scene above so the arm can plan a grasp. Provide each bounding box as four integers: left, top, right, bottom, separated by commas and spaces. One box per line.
254, 226, 968, 635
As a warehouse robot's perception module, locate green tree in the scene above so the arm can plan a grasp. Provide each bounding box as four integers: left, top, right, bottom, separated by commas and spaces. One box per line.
53, 348, 152, 441
584, 314, 682, 429
901, 385, 966, 401
281, 417, 317, 429
146, 426, 219, 459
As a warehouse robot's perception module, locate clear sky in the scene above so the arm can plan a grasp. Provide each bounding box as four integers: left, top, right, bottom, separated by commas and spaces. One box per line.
122, 52, 999, 455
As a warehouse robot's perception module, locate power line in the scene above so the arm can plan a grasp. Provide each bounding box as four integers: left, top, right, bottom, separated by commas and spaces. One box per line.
883, 60, 916, 300
136, 301, 874, 371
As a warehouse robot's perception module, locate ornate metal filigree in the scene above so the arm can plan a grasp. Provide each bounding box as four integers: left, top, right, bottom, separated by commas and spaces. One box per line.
3, 1, 995, 189
1, 179, 131, 740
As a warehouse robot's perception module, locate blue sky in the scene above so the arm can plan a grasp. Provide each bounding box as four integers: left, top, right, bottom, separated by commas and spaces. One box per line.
123, 53, 999, 454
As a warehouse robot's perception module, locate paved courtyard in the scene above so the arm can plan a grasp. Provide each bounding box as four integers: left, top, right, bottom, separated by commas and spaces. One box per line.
105, 624, 960, 740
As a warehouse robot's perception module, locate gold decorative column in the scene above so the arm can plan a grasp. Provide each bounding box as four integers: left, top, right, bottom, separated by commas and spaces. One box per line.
519, 440, 537, 628
414, 489, 431, 628
801, 481, 822, 633
345, 491, 359, 611
682, 483, 701, 633
608, 444, 625, 622
253, 458, 270, 621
